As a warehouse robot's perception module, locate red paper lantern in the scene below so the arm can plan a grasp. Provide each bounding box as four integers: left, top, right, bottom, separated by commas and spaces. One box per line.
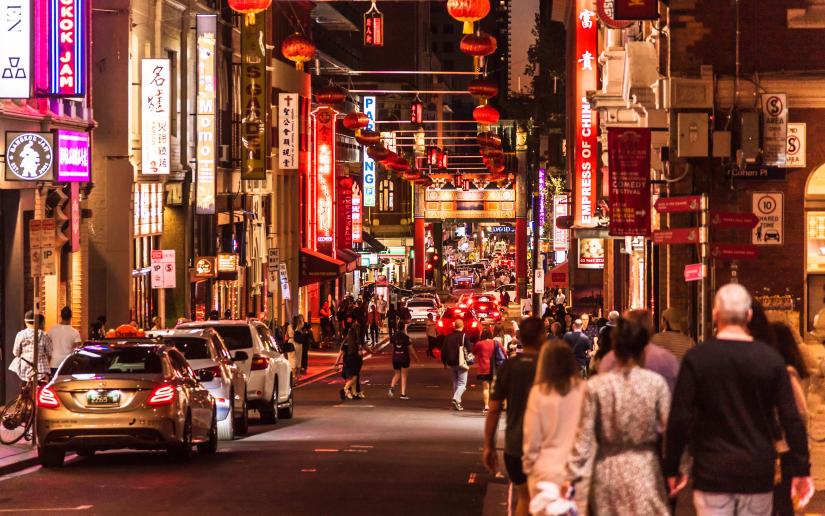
390, 157, 410, 172
481, 147, 503, 159
281, 33, 315, 71
367, 145, 390, 161
364, 3, 384, 47
381, 151, 399, 165
447, 0, 490, 34
468, 78, 499, 99
477, 131, 501, 148
228, 0, 271, 25
315, 84, 348, 106
473, 104, 500, 125
356, 129, 381, 146
343, 112, 370, 131
460, 32, 497, 57
410, 100, 424, 125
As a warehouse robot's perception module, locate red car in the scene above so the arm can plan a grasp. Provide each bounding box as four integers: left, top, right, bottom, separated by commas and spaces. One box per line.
437, 307, 482, 341
468, 295, 502, 323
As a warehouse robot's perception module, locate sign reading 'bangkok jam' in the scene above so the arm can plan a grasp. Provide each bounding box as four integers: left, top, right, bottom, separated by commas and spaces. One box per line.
49, 0, 88, 96
241, 14, 267, 180
607, 127, 651, 237
5, 131, 54, 181
56, 129, 90, 181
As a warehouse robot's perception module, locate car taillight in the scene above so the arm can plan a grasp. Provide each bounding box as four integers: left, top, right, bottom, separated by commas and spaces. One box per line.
37, 386, 60, 409
147, 384, 176, 406
458, 303, 467, 309
199, 365, 222, 378
471, 321, 479, 328
251, 355, 269, 371
437, 320, 444, 328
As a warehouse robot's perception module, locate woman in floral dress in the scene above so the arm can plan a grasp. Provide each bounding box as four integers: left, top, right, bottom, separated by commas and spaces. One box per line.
565, 317, 671, 515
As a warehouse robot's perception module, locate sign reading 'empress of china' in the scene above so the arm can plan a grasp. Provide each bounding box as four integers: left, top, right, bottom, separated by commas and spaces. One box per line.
574, 0, 598, 227
5, 132, 54, 181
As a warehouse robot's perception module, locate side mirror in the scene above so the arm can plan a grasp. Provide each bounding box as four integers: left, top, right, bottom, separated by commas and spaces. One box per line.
197, 369, 215, 382
233, 351, 249, 362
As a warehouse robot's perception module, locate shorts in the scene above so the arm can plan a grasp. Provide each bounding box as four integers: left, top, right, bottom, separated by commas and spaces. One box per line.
392, 359, 410, 370
503, 453, 527, 485
477, 374, 493, 382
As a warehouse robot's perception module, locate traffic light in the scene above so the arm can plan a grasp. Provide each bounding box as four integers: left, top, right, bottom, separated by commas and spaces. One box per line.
45, 184, 71, 247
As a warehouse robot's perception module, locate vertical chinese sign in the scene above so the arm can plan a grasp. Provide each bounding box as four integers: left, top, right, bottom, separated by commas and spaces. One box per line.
607, 128, 651, 237
196, 14, 217, 214
49, 0, 87, 96
538, 168, 546, 238
0, 0, 32, 98
337, 177, 353, 250
141, 59, 170, 175
241, 15, 267, 180
573, 0, 597, 227
278, 93, 298, 169
363, 3, 383, 47
363, 96, 377, 207
313, 106, 337, 256
352, 182, 363, 243
553, 195, 570, 252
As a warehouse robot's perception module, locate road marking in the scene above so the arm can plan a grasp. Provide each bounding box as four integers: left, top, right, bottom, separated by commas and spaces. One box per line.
468, 472, 477, 484
350, 445, 373, 449
301, 468, 317, 473
313, 448, 339, 453
344, 449, 368, 453
0, 505, 93, 512
332, 404, 376, 408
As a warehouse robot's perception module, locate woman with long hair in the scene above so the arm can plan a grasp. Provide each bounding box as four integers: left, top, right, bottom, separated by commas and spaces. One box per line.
564, 318, 671, 515
333, 321, 364, 400
388, 321, 420, 400
522, 341, 585, 502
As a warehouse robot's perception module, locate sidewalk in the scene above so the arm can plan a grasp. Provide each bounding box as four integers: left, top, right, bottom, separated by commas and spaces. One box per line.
0, 440, 37, 476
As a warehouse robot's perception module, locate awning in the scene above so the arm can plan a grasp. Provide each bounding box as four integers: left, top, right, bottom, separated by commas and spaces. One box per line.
545, 261, 569, 288
299, 248, 346, 287
336, 248, 360, 273
361, 231, 387, 253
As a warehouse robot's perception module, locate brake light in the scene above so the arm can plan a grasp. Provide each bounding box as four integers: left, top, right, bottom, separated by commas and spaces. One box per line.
458, 303, 467, 309
251, 355, 269, 371
199, 365, 222, 378
37, 386, 60, 409
147, 384, 176, 406
471, 321, 479, 328
437, 320, 444, 328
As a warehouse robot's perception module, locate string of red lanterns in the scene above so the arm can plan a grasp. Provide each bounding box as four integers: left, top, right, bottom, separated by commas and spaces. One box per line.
281, 33, 315, 71
446, 0, 490, 34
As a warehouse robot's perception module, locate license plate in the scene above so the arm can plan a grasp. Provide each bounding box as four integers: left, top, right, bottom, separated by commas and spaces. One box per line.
478, 313, 487, 317
87, 390, 121, 406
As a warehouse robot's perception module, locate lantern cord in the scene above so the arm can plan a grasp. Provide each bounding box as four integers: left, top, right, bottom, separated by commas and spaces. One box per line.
365, 0, 380, 14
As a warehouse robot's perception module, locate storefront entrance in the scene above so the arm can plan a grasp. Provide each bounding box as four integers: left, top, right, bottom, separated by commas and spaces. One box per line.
805, 164, 825, 334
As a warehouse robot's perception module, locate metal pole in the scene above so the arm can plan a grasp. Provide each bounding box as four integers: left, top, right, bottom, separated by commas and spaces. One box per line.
700, 194, 709, 342
32, 276, 40, 447
531, 186, 541, 317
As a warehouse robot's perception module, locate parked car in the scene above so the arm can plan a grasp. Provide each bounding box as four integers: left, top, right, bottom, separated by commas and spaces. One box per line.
405, 298, 441, 328
149, 328, 247, 439
436, 308, 482, 341
177, 320, 293, 424
37, 341, 217, 467
411, 292, 442, 309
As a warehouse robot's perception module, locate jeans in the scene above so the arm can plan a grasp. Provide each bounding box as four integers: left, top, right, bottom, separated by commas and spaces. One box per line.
369, 324, 379, 344
450, 367, 468, 402
693, 490, 772, 516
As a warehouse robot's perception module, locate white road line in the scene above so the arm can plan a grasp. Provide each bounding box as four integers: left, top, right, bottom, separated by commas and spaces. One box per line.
0, 505, 93, 512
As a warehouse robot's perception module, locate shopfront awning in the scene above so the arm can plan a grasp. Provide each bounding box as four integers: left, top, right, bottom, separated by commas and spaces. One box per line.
361, 231, 387, 253
299, 248, 346, 287
336, 248, 360, 273
545, 261, 569, 288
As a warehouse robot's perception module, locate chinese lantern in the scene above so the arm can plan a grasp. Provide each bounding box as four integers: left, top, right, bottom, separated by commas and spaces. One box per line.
481, 147, 503, 159
477, 131, 501, 148
356, 129, 381, 146
447, 0, 490, 34
468, 78, 499, 99
363, 1, 384, 47
228, 0, 271, 25
390, 157, 410, 172
473, 104, 500, 125
410, 100, 424, 125
367, 145, 390, 161
343, 112, 370, 131
281, 33, 315, 71
460, 31, 497, 71
315, 84, 348, 106
381, 151, 399, 166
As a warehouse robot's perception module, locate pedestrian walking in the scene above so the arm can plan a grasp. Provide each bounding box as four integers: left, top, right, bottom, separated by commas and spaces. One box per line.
483, 317, 543, 516
333, 321, 366, 400
594, 310, 619, 363
398, 302, 412, 327
377, 295, 389, 333
501, 289, 510, 309
90, 314, 107, 339
388, 321, 420, 400
472, 328, 505, 414
319, 301, 333, 343
564, 317, 671, 515
441, 319, 470, 411
664, 284, 814, 515
47, 306, 81, 375
387, 303, 399, 338
287, 315, 304, 376
522, 340, 585, 502
9, 310, 53, 382
425, 313, 439, 358
563, 319, 592, 378
300, 322, 313, 374
650, 306, 695, 361
367, 304, 381, 346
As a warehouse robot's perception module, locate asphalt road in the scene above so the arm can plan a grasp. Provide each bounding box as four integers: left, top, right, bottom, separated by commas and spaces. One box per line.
0, 332, 500, 515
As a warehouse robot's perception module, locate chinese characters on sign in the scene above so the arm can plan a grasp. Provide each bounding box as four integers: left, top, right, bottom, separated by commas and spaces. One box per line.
278, 93, 298, 169
0, 0, 31, 98
196, 15, 217, 214
4, 132, 54, 181
762, 94, 787, 167
363, 96, 377, 207
363, 6, 383, 47
313, 106, 337, 256
574, 0, 598, 227
553, 194, 570, 252
49, 0, 87, 96
337, 177, 353, 249
607, 128, 651, 237
56, 129, 90, 181
141, 59, 170, 175
150, 250, 176, 289
352, 182, 363, 243
241, 15, 267, 180
133, 182, 163, 237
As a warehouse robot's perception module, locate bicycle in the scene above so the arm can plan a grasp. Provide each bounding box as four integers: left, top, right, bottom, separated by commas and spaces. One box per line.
0, 358, 48, 445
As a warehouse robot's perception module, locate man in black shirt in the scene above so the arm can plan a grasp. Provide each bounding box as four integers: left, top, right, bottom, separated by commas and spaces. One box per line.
664, 284, 814, 513
563, 319, 592, 377
483, 317, 542, 516
441, 319, 469, 411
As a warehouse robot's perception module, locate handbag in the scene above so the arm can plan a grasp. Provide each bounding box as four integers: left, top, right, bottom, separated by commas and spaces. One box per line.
458, 342, 470, 371
462, 335, 476, 366
494, 342, 507, 368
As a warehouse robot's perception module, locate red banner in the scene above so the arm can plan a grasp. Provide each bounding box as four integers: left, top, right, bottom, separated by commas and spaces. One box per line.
312, 106, 337, 256
607, 128, 651, 236
654, 195, 704, 214
652, 227, 706, 245
573, 0, 598, 227
337, 177, 353, 250
614, 0, 658, 20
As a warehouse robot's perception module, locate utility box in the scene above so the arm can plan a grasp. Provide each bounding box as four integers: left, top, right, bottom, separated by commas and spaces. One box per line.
735, 110, 760, 163
712, 131, 732, 159
677, 112, 709, 158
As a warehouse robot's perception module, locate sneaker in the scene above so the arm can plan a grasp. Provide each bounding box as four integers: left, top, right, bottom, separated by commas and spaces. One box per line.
399, 394, 409, 400
388, 388, 394, 398
455, 402, 465, 412
356, 392, 366, 399
451, 399, 459, 410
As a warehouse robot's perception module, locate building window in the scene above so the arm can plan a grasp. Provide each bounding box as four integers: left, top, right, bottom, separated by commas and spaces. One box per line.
378, 179, 394, 211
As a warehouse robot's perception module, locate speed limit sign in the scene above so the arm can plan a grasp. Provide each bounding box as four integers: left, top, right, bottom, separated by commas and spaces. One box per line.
752, 192, 783, 246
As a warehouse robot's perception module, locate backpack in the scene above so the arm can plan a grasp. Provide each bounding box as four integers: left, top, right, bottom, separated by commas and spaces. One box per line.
494, 342, 507, 368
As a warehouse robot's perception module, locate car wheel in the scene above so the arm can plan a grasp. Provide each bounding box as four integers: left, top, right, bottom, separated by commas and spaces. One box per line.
198, 409, 218, 454
259, 381, 278, 425
76, 449, 95, 458
169, 413, 194, 462
277, 389, 294, 420
234, 390, 249, 436
38, 446, 65, 468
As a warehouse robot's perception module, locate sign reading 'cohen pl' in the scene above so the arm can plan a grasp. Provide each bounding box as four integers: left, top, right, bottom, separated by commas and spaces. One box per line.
5, 132, 54, 181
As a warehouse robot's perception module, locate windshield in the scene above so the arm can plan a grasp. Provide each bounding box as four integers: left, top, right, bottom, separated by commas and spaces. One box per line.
59, 346, 163, 375
210, 326, 254, 350
162, 338, 211, 360
407, 300, 435, 308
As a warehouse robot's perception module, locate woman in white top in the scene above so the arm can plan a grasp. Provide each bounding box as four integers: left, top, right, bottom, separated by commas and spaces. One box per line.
522, 340, 585, 501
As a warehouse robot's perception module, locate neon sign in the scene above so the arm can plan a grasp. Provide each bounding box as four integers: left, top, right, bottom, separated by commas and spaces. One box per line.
49, 0, 86, 96
196, 15, 217, 214
574, 0, 598, 227
313, 106, 337, 255
363, 96, 376, 207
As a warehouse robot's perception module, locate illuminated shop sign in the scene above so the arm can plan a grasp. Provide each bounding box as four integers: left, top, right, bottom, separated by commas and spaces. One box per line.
0, 0, 32, 98
194, 257, 216, 278
49, 0, 87, 96
313, 106, 337, 255
352, 182, 363, 243
424, 188, 516, 220
363, 4, 383, 47
4, 131, 54, 181
574, 0, 598, 227
133, 182, 163, 237
56, 129, 90, 181
363, 96, 376, 207
278, 93, 298, 169
553, 194, 570, 252
141, 59, 170, 175
241, 14, 267, 180
217, 252, 239, 272
196, 14, 216, 214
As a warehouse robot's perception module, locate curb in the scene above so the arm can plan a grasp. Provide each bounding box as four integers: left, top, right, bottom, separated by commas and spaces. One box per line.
0, 448, 38, 477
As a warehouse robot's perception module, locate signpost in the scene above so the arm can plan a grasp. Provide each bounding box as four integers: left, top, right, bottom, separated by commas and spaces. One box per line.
150, 250, 176, 289
652, 227, 706, 245
709, 211, 759, 228
29, 219, 56, 277
653, 195, 704, 214
267, 248, 280, 294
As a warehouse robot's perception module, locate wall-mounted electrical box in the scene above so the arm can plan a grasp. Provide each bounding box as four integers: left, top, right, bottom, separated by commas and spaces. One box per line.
735, 110, 760, 163
677, 112, 709, 158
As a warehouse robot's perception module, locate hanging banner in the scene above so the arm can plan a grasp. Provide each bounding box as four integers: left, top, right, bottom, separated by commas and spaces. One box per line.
762, 93, 787, 167
337, 177, 353, 250
607, 127, 651, 237
613, 0, 658, 20
141, 59, 170, 175
48, 0, 87, 96
352, 182, 363, 243
195, 15, 217, 214
313, 106, 337, 256
278, 93, 298, 170
573, 0, 598, 227
241, 15, 267, 180
786, 122, 806, 169
363, 6, 384, 47
553, 194, 570, 252
578, 238, 605, 269
363, 96, 377, 207
0, 0, 32, 98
